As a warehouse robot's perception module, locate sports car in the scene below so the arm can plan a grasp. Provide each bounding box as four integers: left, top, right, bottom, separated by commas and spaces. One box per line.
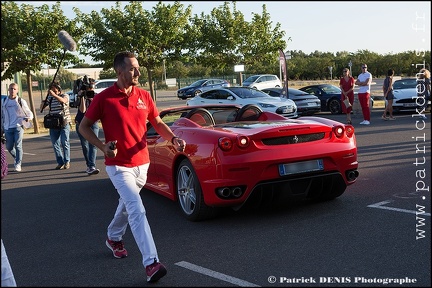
299, 84, 373, 115
186, 87, 298, 118
145, 104, 359, 221
261, 87, 321, 116
390, 78, 431, 113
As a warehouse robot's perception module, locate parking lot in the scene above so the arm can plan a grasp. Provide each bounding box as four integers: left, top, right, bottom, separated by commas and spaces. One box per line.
2, 101, 430, 286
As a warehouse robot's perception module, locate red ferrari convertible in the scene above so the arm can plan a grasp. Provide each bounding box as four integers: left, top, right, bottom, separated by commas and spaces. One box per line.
145, 104, 358, 221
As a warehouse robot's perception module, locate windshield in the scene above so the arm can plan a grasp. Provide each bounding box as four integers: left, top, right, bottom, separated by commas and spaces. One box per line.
189, 79, 207, 87
229, 87, 270, 99
244, 75, 260, 83
393, 79, 417, 89
321, 85, 341, 93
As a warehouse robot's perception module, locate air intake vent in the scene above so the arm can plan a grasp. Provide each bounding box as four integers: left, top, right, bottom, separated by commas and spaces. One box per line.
262, 132, 325, 145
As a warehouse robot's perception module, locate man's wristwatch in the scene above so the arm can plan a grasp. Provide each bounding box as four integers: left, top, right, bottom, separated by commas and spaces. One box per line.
171, 136, 179, 144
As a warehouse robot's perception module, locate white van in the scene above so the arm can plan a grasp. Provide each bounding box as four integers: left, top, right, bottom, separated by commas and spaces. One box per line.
242, 74, 282, 90
94, 79, 117, 94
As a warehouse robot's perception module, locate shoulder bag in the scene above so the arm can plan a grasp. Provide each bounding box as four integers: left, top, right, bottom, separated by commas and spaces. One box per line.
43, 98, 67, 129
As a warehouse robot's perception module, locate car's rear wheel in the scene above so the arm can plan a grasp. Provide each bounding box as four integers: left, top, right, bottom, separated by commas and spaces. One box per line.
328, 98, 342, 114
176, 159, 216, 221
194, 90, 202, 96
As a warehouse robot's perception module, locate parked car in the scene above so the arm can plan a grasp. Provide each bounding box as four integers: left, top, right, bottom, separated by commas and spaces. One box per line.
177, 79, 230, 100
299, 84, 373, 115
186, 87, 297, 118
242, 74, 282, 90
299, 84, 345, 114
93, 78, 117, 94
391, 78, 431, 113
66, 90, 77, 108
145, 104, 359, 221
261, 87, 321, 116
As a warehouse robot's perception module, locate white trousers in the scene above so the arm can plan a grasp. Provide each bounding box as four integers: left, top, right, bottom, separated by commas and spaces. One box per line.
106, 164, 159, 267
1, 239, 17, 287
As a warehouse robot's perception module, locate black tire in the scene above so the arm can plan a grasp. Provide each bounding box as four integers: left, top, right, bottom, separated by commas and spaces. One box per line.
328, 98, 342, 114
194, 90, 202, 96
235, 104, 263, 121
176, 159, 216, 221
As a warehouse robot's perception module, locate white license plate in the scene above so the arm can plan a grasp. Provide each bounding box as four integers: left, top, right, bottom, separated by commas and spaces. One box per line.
279, 159, 324, 176
403, 103, 417, 107
282, 108, 293, 113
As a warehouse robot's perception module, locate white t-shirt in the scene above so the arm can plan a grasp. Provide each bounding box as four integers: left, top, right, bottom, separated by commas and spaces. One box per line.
357, 71, 372, 93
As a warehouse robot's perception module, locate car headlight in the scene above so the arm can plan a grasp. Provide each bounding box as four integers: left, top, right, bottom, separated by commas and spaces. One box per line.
257, 103, 276, 108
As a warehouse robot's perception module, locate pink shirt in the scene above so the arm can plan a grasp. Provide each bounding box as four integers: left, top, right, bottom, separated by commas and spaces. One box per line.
85, 83, 159, 167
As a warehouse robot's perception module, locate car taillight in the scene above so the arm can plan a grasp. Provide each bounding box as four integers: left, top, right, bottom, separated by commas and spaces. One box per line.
237, 135, 250, 148
332, 125, 355, 138
345, 125, 355, 138
218, 136, 250, 151
219, 137, 233, 151
333, 125, 345, 138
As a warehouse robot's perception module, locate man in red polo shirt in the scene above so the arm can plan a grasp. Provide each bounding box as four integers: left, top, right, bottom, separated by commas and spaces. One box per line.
79, 51, 185, 283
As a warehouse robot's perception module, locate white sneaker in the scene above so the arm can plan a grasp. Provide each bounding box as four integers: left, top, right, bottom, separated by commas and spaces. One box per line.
87, 166, 100, 175
363, 120, 370, 125
14, 164, 22, 172
359, 120, 366, 124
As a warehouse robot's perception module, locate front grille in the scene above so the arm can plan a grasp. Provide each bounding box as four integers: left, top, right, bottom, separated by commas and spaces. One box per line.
396, 98, 418, 104
275, 106, 294, 114
262, 132, 325, 145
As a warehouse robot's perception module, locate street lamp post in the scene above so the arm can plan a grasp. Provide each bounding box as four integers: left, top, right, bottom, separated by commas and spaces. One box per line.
328, 66, 333, 80
348, 60, 352, 73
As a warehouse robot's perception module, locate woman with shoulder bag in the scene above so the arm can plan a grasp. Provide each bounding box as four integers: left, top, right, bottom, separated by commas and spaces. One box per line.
339, 68, 355, 124
40, 82, 72, 170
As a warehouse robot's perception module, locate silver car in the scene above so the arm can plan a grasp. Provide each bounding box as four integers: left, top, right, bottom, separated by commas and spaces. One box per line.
187, 87, 297, 118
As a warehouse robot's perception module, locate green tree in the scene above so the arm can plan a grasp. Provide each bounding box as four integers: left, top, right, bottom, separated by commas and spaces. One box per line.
1, 1, 80, 134
73, 1, 193, 100
240, 4, 286, 74
190, 2, 247, 73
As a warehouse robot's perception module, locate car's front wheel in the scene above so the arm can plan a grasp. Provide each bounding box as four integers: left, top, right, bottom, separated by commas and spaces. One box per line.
328, 98, 342, 114
176, 159, 216, 221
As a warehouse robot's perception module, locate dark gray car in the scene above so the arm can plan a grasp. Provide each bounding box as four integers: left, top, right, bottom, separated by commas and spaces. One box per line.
261, 87, 321, 116
177, 79, 230, 100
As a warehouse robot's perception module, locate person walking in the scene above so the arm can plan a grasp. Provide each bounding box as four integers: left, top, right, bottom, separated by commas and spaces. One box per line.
1, 83, 34, 172
40, 82, 72, 170
382, 69, 396, 120
418, 68, 430, 120
75, 80, 100, 175
339, 68, 355, 124
355, 64, 372, 125
79, 51, 186, 283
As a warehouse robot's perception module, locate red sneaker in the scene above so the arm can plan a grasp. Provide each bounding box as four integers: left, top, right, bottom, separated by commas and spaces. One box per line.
105, 238, 128, 259
146, 259, 167, 283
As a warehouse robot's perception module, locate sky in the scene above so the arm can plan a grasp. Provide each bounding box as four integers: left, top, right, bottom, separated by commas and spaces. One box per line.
14, 1, 431, 64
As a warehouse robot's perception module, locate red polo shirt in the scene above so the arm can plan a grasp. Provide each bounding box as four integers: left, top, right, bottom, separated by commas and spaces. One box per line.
85, 83, 159, 167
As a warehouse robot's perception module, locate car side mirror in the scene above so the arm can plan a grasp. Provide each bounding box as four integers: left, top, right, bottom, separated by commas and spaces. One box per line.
227, 96, 234, 100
